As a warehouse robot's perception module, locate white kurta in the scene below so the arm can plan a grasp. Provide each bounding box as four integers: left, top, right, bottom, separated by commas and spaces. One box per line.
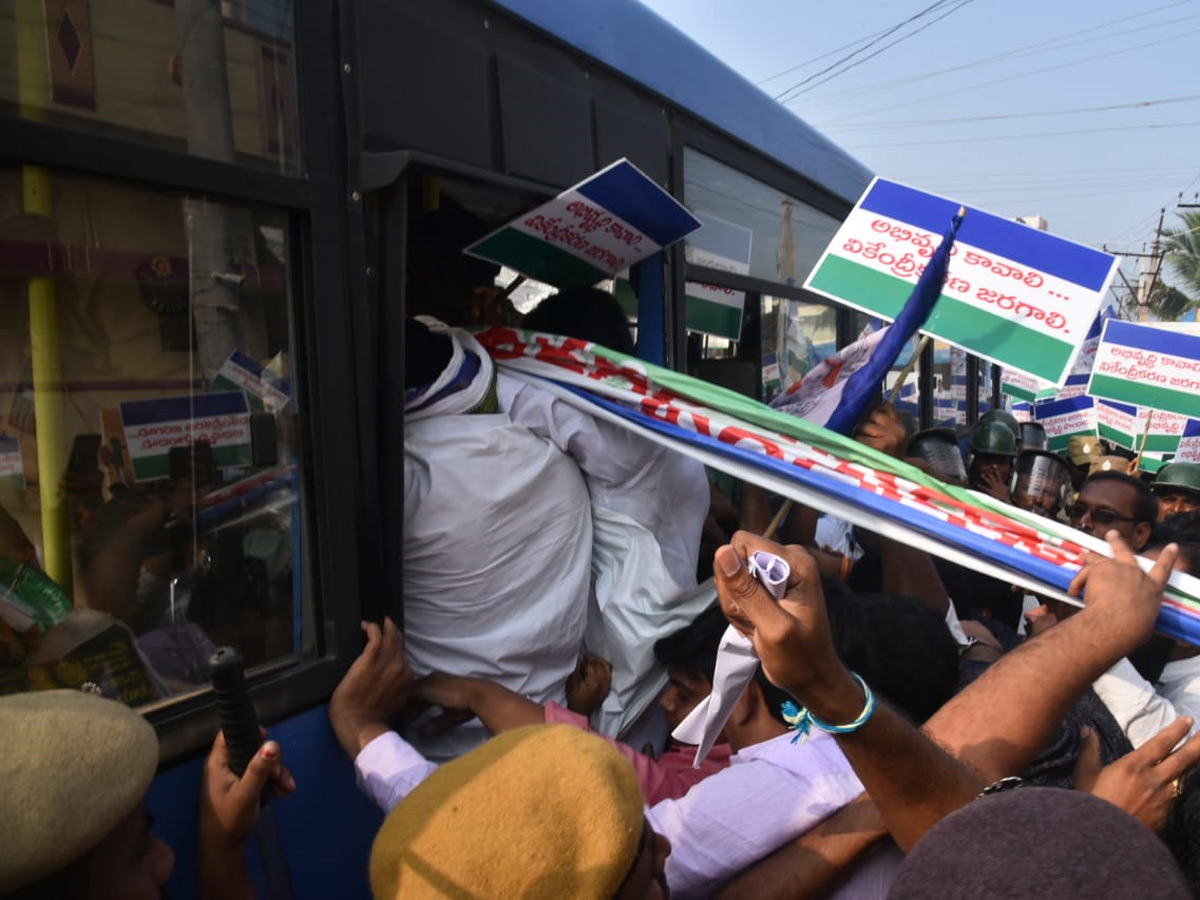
499, 375, 712, 736
403, 375, 594, 760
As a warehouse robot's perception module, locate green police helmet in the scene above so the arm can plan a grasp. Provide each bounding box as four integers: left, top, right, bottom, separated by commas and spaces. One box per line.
977, 409, 1022, 440
970, 419, 1018, 457
1152, 462, 1200, 499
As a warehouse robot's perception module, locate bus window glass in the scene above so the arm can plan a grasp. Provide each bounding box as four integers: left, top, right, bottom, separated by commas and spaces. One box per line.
501, 267, 556, 317
761, 295, 836, 404
977, 358, 996, 416
683, 149, 840, 286
0, 165, 310, 706
0, 0, 301, 175
886, 334, 922, 430
932, 340, 968, 428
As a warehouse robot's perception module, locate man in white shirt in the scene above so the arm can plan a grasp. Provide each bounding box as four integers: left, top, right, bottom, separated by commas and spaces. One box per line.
330, 616, 863, 899
403, 321, 595, 759
1082, 543, 1200, 749
408, 319, 711, 749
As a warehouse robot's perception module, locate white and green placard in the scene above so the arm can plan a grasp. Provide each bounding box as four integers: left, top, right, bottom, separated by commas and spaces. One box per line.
1096, 400, 1143, 451
684, 214, 753, 340
1094, 401, 1186, 452
805, 178, 1118, 385
212, 350, 290, 414
1001, 369, 1054, 403
1088, 319, 1200, 419
1034, 395, 1098, 453
467, 158, 702, 288
118, 392, 252, 482
1139, 453, 1172, 475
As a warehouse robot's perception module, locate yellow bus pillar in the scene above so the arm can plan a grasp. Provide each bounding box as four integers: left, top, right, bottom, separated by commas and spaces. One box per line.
17, 0, 72, 591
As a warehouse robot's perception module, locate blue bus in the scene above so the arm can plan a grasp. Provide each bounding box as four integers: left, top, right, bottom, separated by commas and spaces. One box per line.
0, 0, 1001, 895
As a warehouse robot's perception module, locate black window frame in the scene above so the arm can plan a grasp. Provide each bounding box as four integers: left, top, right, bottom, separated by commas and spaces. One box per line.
0, 0, 374, 762
670, 120, 857, 372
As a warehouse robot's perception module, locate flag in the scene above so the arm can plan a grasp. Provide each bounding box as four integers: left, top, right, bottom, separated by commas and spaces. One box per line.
476, 327, 1200, 647
769, 327, 890, 426
824, 208, 964, 434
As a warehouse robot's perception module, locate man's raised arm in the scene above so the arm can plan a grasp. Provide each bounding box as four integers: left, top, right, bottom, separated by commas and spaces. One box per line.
712, 530, 1178, 854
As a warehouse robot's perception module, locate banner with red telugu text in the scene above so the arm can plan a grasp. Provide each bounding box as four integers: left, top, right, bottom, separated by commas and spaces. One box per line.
118, 392, 251, 481
473, 326, 1200, 646
1088, 319, 1200, 420
805, 179, 1117, 385
466, 159, 702, 288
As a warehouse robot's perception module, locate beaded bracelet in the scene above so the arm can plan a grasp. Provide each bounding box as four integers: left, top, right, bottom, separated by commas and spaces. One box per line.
781, 673, 876, 745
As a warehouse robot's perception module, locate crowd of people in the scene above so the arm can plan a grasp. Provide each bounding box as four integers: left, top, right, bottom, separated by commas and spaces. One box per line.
6, 204, 1200, 899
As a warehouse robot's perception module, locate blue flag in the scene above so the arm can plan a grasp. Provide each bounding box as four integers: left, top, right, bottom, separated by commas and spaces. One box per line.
824, 209, 965, 435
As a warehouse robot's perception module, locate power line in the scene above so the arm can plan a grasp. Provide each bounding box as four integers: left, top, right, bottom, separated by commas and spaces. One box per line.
827, 94, 1200, 132
844, 118, 1200, 151
756, 18, 928, 86
903, 164, 1198, 182
758, 0, 1187, 92
956, 178, 1191, 197
772, 0, 965, 101
812, 25, 1200, 129
910, 168, 1197, 188
805, 2, 1195, 115
778, 0, 978, 102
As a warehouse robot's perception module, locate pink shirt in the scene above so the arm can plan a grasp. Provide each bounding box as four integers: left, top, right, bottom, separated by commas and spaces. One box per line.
543, 701, 731, 804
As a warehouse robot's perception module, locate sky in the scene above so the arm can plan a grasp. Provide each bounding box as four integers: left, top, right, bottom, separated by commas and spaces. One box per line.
637, 0, 1200, 297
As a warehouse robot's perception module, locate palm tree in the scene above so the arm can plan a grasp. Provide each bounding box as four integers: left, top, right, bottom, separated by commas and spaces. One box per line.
1146, 280, 1196, 322
1162, 210, 1200, 300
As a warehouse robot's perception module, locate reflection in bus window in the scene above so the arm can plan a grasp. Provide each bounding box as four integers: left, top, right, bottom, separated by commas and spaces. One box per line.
683, 149, 840, 285
885, 334, 922, 431
760, 296, 836, 403
0, 166, 309, 706
0, 0, 300, 174
978, 358, 996, 417
932, 340, 969, 428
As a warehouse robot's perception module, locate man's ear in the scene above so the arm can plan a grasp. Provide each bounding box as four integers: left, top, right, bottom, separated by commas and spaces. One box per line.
1134, 521, 1153, 552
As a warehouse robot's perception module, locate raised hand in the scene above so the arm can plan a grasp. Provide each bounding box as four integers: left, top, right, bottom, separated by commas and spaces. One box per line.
1075, 717, 1200, 831
979, 466, 1012, 503
713, 531, 855, 713
566, 654, 613, 716
1067, 532, 1177, 646
328, 617, 414, 758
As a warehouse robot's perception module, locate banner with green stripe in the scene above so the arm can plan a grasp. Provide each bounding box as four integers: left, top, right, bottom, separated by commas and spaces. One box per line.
803, 178, 1117, 386
1088, 320, 1200, 421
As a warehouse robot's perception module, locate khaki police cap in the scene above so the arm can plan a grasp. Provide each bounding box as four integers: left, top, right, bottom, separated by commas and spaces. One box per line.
0, 690, 158, 892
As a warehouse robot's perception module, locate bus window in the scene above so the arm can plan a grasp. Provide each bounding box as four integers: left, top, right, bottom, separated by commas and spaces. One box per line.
977, 358, 998, 417
0, 165, 311, 706
500, 266, 557, 317
886, 336, 923, 430
683, 148, 841, 285
761, 295, 837, 403
0, 0, 300, 174
932, 341, 969, 429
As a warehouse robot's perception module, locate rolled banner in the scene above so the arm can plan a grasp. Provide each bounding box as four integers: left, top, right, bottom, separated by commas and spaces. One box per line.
747, 550, 789, 600
672, 550, 790, 766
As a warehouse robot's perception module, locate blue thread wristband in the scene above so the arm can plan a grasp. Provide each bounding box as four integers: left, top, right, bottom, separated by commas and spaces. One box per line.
781, 673, 876, 744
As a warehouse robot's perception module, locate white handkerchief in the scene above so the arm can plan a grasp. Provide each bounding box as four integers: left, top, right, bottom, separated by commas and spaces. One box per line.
671, 551, 790, 766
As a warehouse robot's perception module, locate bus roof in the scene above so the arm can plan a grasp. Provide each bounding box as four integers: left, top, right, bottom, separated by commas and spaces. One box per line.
493, 0, 874, 205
